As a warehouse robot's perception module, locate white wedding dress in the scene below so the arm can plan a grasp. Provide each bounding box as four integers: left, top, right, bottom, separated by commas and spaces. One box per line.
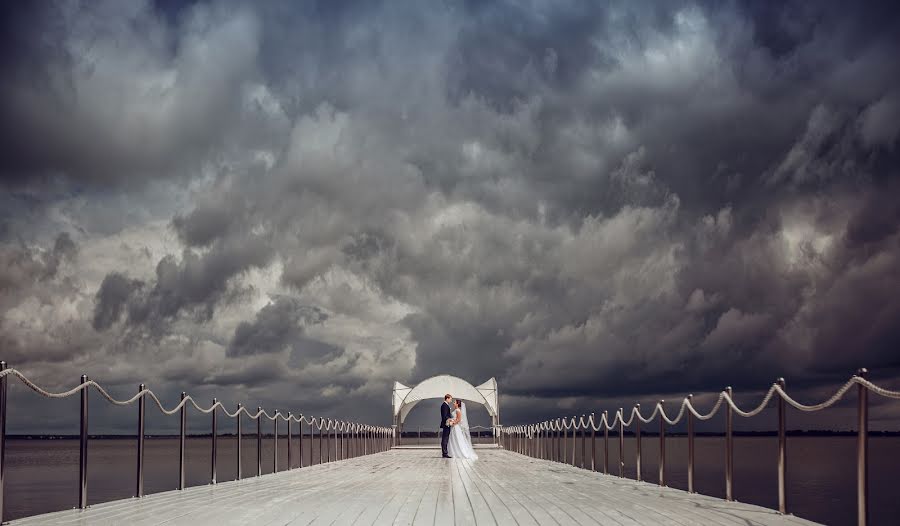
447, 403, 478, 460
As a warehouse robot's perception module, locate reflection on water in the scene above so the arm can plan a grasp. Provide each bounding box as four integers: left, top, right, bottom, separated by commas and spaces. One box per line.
6, 436, 899, 525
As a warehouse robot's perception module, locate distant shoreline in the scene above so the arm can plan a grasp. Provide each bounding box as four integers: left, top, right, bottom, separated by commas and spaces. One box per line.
8, 430, 900, 439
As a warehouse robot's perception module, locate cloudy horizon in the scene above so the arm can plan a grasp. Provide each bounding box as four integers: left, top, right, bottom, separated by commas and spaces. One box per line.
2, 0, 900, 434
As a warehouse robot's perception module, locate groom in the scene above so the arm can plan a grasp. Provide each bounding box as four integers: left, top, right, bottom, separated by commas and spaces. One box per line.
440, 393, 453, 458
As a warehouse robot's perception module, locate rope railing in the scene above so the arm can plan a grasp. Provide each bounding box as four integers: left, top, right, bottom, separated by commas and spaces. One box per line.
0, 362, 392, 521
499, 369, 900, 526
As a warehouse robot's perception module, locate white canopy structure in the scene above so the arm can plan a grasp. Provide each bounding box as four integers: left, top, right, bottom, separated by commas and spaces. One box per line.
391, 375, 499, 442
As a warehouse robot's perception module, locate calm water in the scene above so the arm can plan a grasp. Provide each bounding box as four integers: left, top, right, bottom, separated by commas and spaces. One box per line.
6, 436, 899, 525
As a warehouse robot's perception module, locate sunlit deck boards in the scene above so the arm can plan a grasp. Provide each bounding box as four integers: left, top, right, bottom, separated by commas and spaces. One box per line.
11, 448, 821, 526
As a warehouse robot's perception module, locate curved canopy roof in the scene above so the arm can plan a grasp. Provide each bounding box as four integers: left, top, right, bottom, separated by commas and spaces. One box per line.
392, 375, 498, 424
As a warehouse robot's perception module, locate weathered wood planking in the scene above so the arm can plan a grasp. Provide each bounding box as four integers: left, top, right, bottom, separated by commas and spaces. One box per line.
9, 449, 822, 526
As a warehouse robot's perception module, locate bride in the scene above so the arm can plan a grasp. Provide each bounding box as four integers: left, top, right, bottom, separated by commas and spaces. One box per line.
447, 399, 478, 460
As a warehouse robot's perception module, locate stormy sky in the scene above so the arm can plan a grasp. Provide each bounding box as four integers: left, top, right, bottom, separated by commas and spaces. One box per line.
2, 0, 900, 434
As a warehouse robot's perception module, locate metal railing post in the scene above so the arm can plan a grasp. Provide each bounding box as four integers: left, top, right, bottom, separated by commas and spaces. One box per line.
591, 413, 596, 471
618, 408, 625, 478
562, 424, 567, 464
687, 394, 694, 493
319, 420, 324, 463
556, 424, 560, 462
571, 424, 576, 466
581, 415, 586, 468
136, 384, 145, 498
543, 426, 548, 460
555, 426, 565, 462
273, 412, 278, 473
256, 408, 262, 477
539, 427, 543, 459
236, 404, 242, 480
79, 374, 89, 509
327, 420, 332, 462
659, 400, 665, 486
725, 386, 734, 501
211, 398, 217, 485
287, 414, 292, 470
777, 379, 786, 514
178, 392, 186, 490
603, 411, 609, 475
857, 368, 868, 526
635, 405, 642, 482
299, 416, 304, 468
0, 361, 6, 521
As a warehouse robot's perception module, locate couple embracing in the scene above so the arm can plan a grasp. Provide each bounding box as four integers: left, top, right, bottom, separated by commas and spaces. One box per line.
439, 394, 478, 459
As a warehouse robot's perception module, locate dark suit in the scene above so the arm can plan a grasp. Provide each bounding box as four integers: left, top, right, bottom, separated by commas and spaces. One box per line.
440, 401, 452, 456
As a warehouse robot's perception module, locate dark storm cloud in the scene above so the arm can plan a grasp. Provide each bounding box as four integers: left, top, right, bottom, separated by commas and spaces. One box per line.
0, 0, 260, 186
92, 272, 144, 330
2, 0, 900, 431
103, 235, 275, 331
0, 232, 77, 299
228, 296, 328, 357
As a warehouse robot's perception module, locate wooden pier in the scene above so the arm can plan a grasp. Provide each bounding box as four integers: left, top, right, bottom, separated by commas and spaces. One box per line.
10, 447, 820, 526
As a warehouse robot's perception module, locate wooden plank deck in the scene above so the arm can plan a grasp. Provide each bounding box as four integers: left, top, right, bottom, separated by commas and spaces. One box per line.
10, 449, 821, 526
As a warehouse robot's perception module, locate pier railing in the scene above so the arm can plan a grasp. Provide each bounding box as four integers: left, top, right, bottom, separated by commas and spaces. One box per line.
0, 361, 392, 521
499, 369, 900, 526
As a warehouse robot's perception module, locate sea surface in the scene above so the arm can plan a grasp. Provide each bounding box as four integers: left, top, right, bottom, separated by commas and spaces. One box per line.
5, 436, 899, 525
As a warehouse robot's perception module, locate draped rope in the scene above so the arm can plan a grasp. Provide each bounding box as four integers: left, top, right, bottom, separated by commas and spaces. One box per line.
0, 368, 390, 434
501, 373, 900, 434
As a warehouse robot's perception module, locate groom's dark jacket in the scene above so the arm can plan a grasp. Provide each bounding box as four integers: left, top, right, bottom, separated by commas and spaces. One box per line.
440, 401, 452, 428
